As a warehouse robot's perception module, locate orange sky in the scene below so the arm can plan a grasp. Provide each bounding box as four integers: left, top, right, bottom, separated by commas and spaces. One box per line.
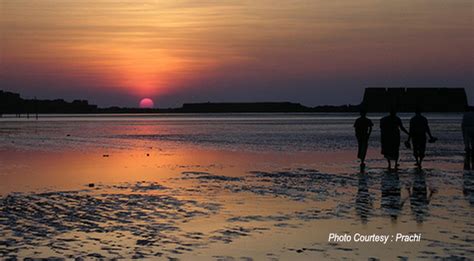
1, 0, 472, 107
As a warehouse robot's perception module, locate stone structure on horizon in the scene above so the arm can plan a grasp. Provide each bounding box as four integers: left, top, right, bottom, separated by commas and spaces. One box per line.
361, 87, 468, 112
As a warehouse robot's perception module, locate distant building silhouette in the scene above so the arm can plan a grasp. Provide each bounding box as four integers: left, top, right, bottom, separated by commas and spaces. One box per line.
362, 87, 468, 112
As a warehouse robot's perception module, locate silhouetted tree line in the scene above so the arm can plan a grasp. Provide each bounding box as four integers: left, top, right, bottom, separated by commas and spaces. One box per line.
0, 90, 361, 114
179, 102, 359, 113
0, 90, 97, 115
95, 103, 360, 113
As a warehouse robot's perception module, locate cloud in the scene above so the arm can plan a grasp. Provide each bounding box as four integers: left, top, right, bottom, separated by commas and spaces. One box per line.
1, 0, 472, 106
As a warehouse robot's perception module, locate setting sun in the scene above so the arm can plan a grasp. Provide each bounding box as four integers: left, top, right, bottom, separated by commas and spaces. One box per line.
139, 98, 154, 108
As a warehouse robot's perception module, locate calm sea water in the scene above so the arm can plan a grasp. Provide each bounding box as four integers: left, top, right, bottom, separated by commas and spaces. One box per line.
0, 113, 465, 153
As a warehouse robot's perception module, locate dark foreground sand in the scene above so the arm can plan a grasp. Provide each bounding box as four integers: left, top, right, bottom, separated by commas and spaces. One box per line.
0, 147, 473, 260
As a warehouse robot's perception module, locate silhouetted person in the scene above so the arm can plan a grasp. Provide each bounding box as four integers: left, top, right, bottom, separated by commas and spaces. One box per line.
463, 171, 474, 206
355, 173, 373, 224
380, 109, 409, 170
462, 106, 474, 170
407, 170, 435, 224
381, 171, 406, 222
407, 108, 436, 169
354, 110, 373, 170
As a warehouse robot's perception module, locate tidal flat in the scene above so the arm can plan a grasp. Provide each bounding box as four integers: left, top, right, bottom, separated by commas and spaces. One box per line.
0, 113, 472, 260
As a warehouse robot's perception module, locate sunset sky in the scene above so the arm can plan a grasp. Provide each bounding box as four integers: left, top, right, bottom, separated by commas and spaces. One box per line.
1, 0, 472, 107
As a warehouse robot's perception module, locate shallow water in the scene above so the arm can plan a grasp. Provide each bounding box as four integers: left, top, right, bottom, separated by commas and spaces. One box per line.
0, 113, 464, 153
0, 113, 472, 260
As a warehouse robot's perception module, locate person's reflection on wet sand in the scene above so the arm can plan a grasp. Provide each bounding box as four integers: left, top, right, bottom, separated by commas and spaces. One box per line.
407, 170, 435, 224
381, 171, 406, 222
463, 171, 474, 206
355, 173, 373, 224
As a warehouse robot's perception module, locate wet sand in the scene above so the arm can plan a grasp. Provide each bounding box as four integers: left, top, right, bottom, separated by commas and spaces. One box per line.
0, 113, 472, 259
1, 146, 473, 260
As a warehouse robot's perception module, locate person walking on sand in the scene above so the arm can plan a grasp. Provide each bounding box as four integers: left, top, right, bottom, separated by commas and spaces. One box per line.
462, 106, 474, 170
354, 109, 373, 169
406, 107, 437, 169
380, 108, 409, 171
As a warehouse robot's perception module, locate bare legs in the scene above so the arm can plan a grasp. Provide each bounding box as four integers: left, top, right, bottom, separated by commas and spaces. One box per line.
357, 139, 368, 171
385, 157, 402, 172
386, 159, 399, 171
465, 138, 474, 170
466, 149, 472, 170
414, 156, 423, 169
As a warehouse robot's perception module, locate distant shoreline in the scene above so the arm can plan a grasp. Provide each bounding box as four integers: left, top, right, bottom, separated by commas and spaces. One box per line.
0, 112, 465, 120
1, 88, 471, 115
